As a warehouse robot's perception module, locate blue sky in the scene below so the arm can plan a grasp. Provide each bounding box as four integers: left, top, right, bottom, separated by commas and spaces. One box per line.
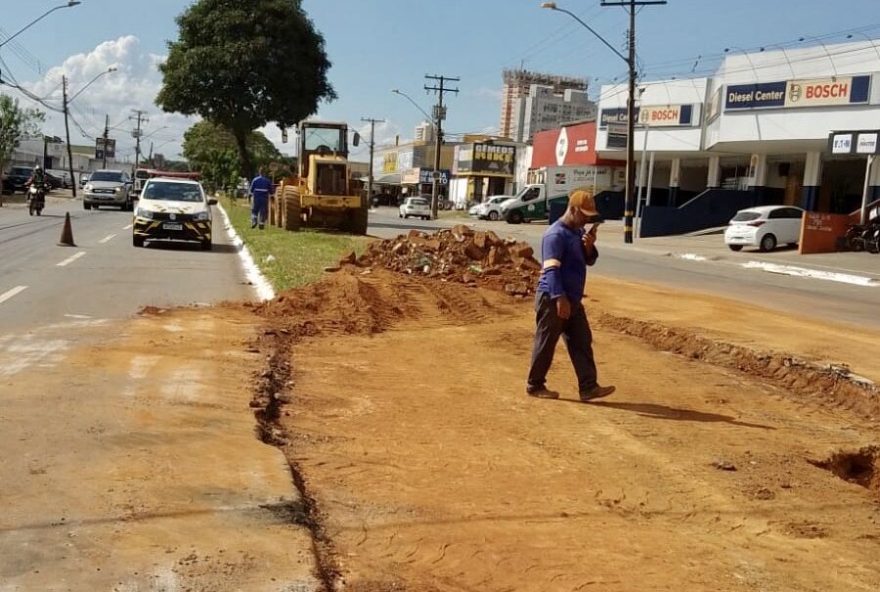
2, 0, 880, 163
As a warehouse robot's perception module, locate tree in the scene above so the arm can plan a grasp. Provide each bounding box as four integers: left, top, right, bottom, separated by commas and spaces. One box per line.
157, 0, 336, 178
0, 95, 44, 199
182, 120, 283, 191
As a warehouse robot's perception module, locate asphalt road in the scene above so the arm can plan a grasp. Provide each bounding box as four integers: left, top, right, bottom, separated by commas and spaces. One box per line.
368, 207, 880, 330
0, 198, 253, 333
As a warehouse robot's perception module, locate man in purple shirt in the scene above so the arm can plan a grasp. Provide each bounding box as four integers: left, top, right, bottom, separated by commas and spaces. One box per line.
249, 168, 274, 230
526, 189, 616, 402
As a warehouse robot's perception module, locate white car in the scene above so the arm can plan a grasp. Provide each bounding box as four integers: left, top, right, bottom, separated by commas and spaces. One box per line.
474, 195, 515, 221
83, 169, 133, 211
724, 205, 804, 252
133, 177, 217, 250
399, 197, 431, 220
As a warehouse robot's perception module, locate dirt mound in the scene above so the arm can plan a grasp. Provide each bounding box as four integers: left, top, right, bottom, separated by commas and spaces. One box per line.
253, 271, 402, 340
596, 312, 880, 421
251, 267, 517, 344
344, 225, 541, 297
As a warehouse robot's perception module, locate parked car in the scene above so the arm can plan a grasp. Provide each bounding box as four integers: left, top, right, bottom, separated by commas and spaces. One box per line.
83, 169, 133, 210
43, 171, 63, 190
3, 166, 34, 193
133, 177, 216, 250
79, 173, 90, 189
473, 195, 516, 221
723, 205, 805, 252
399, 196, 431, 220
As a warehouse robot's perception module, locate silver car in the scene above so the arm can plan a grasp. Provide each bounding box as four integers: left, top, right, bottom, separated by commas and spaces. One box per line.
83, 169, 133, 211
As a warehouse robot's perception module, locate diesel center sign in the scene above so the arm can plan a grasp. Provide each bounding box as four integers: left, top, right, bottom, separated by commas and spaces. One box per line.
725, 75, 871, 111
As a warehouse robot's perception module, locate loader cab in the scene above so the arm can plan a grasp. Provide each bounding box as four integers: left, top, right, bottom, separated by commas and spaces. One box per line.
299, 122, 360, 197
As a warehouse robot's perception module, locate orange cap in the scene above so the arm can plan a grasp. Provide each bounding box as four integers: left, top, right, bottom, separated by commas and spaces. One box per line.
568, 188, 598, 217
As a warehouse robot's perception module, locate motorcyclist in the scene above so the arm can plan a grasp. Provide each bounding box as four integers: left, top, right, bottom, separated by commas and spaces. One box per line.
27, 165, 47, 205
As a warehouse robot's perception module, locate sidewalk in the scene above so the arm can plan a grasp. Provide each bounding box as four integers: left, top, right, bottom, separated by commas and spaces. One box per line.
600, 220, 880, 285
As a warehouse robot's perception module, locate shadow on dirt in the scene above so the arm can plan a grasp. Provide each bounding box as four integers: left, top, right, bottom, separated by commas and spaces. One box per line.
585, 400, 775, 430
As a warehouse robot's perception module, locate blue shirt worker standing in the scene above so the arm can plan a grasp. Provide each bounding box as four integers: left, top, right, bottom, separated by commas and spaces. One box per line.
526, 189, 616, 402
249, 169, 274, 229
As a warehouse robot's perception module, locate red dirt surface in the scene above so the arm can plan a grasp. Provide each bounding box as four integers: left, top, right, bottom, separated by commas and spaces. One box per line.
249, 245, 880, 590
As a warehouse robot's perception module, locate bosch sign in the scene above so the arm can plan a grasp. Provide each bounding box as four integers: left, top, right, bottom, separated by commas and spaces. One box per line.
726, 75, 870, 111
600, 104, 696, 128
785, 76, 870, 107
637, 105, 696, 127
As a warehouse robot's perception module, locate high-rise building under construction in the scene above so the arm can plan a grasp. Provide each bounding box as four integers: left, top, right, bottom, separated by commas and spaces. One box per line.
499, 69, 593, 143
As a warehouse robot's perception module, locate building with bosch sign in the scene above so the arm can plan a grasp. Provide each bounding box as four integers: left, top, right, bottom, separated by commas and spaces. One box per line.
595, 38, 880, 237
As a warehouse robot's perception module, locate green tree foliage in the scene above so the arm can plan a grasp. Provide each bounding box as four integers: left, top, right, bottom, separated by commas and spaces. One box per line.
0, 95, 44, 196
182, 120, 283, 191
157, 0, 335, 178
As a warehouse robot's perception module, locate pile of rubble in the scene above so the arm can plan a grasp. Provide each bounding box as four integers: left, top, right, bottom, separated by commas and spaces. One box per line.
340, 225, 542, 296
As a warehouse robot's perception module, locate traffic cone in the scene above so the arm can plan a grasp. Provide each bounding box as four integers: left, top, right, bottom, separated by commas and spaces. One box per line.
58, 212, 76, 247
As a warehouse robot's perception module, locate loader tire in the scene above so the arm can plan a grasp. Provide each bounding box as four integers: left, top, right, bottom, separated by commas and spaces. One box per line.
284, 196, 301, 231
349, 205, 369, 235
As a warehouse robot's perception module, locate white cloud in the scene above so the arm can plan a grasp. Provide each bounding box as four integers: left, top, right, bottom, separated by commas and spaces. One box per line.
13, 36, 195, 163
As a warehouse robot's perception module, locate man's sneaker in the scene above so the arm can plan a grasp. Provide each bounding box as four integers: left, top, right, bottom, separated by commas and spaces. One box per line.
527, 386, 560, 400
251, 221, 257, 229
579, 384, 616, 402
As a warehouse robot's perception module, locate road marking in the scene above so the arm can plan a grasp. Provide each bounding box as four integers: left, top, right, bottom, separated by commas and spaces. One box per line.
0, 286, 27, 305
742, 261, 878, 287
99, 233, 117, 244
123, 223, 133, 230
56, 251, 86, 267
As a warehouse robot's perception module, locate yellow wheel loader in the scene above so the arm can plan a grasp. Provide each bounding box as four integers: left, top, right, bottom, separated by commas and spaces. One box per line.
278, 120, 368, 235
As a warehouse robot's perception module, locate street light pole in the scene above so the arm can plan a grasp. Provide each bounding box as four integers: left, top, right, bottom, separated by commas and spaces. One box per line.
542, 0, 665, 243
68, 67, 117, 103
0, 1, 81, 49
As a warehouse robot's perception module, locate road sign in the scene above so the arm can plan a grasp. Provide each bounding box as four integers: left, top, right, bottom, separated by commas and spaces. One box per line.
607, 123, 627, 149
95, 138, 116, 159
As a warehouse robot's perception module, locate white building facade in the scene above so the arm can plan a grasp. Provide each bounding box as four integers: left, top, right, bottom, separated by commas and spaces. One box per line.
595, 39, 880, 230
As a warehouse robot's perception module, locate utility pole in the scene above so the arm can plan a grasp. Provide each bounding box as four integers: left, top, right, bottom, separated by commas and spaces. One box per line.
102, 114, 109, 168
62, 75, 77, 198
130, 109, 148, 172
424, 74, 459, 219
360, 117, 385, 208
601, 0, 666, 243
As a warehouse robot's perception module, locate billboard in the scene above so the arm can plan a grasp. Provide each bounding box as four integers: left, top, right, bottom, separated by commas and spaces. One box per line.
599, 105, 696, 128
456, 143, 516, 176
95, 137, 116, 160
725, 75, 871, 111
828, 129, 880, 155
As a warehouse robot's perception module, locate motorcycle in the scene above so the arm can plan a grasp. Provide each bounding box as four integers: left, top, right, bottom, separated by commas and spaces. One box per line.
27, 183, 46, 216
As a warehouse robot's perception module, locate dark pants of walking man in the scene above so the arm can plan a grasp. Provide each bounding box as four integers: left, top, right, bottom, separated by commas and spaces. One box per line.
527, 293, 597, 393
251, 193, 268, 228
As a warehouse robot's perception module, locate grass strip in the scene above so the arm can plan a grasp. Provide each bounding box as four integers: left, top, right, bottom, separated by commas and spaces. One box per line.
221, 196, 371, 292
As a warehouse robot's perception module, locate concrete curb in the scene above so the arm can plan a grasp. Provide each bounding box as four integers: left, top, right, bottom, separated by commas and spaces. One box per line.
216, 201, 276, 301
